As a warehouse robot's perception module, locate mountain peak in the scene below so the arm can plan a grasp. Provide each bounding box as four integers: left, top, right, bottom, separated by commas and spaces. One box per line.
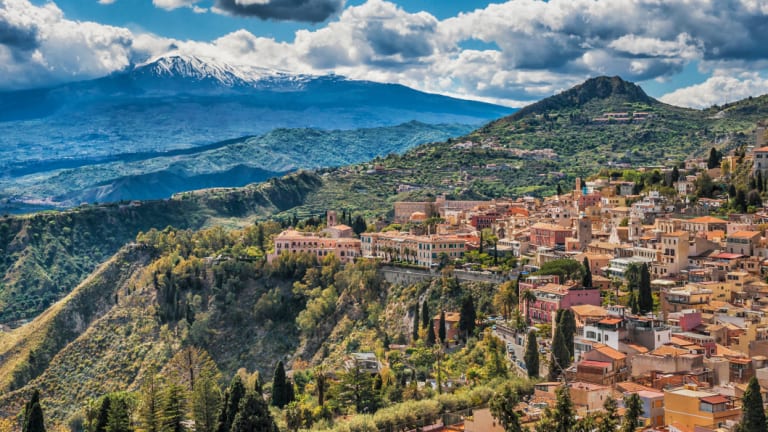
133, 54, 252, 87
508, 76, 655, 120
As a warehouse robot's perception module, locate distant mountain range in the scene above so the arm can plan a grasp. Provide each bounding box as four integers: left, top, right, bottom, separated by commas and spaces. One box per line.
0, 55, 512, 172
0, 55, 511, 211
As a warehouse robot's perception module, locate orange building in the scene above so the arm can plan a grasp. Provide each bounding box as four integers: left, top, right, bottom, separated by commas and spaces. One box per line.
269, 230, 361, 263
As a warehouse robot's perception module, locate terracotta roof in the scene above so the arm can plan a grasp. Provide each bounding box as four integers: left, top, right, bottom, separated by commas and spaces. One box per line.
570, 304, 608, 317
580, 360, 611, 369
755, 146, 768, 152
623, 343, 649, 354
651, 345, 692, 357
710, 252, 745, 260
700, 395, 729, 404
598, 317, 623, 325
616, 381, 656, 393
593, 344, 627, 360
729, 230, 761, 239
688, 216, 727, 224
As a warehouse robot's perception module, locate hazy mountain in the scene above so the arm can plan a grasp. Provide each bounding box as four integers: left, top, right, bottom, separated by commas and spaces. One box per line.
0, 55, 513, 174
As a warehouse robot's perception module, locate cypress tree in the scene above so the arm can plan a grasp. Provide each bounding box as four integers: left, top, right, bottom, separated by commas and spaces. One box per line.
159, 383, 186, 432
421, 301, 430, 332
271, 361, 289, 408
95, 397, 111, 432
230, 392, 277, 432
581, 257, 592, 288
549, 325, 570, 381
638, 263, 653, 314
411, 307, 419, 342
559, 309, 576, 358
426, 317, 436, 347
524, 331, 539, 378
671, 166, 680, 183
738, 376, 766, 432
23, 390, 46, 432
458, 295, 476, 340
216, 375, 245, 432
438, 310, 446, 343
621, 393, 644, 432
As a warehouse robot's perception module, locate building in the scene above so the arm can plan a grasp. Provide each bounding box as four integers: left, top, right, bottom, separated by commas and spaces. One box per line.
360, 232, 466, 267
664, 385, 741, 430
269, 230, 361, 263
530, 222, 573, 250
753, 146, 768, 175
432, 311, 461, 342
725, 231, 761, 256
525, 283, 601, 324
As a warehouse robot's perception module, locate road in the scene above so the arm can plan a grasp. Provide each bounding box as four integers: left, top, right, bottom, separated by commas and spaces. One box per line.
492, 323, 528, 376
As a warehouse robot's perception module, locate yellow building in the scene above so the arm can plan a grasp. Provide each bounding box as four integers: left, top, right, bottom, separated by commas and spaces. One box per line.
664, 385, 741, 430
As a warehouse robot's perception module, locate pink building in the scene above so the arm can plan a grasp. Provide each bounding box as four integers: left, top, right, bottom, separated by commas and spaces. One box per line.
527, 285, 602, 323
269, 230, 361, 263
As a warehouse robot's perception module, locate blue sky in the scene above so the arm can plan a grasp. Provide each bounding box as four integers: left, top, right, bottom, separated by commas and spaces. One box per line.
7, 0, 768, 108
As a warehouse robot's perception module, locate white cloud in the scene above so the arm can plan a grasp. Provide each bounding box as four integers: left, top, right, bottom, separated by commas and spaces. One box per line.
152, 0, 200, 11
3, 0, 768, 106
660, 72, 768, 109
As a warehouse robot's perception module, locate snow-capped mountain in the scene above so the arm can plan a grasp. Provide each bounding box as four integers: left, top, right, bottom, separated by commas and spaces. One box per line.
0, 55, 514, 182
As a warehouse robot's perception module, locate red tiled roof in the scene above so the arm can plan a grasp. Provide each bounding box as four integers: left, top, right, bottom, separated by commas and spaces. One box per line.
710, 252, 745, 260
598, 318, 622, 325
580, 360, 611, 368
700, 395, 729, 404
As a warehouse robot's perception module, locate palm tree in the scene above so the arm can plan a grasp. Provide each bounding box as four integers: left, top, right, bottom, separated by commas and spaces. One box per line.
521, 289, 537, 325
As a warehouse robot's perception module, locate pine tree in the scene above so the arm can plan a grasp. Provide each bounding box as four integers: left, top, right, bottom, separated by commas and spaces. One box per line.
524, 331, 539, 378
230, 392, 277, 432
438, 310, 446, 343
738, 376, 766, 432
490, 384, 523, 432
271, 361, 290, 408
598, 396, 619, 432
581, 258, 592, 288
536, 385, 575, 432
621, 393, 644, 432
638, 263, 653, 314
138, 372, 162, 432
192, 375, 222, 432
458, 295, 476, 340
159, 383, 186, 432
411, 307, 419, 342
22, 390, 46, 432
106, 395, 132, 432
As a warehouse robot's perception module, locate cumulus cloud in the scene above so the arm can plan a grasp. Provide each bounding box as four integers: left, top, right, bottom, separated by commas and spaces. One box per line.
660, 72, 768, 109
3, 0, 768, 106
0, 0, 133, 89
213, 0, 344, 23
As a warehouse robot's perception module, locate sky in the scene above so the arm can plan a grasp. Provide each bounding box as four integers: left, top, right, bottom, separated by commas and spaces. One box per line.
3, 0, 768, 108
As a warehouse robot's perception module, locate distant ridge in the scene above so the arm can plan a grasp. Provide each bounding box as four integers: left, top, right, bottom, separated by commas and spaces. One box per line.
507, 76, 656, 121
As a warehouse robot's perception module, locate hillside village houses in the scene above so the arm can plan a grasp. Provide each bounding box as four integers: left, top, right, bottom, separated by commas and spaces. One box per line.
266, 140, 768, 431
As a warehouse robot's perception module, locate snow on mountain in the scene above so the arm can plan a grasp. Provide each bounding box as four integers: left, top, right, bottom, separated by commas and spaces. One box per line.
133, 55, 314, 90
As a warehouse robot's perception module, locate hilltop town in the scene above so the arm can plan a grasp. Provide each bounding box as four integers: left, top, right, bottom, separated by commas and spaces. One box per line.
261, 130, 768, 431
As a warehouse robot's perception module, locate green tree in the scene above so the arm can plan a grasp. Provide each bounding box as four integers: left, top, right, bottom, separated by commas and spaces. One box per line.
598, 396, 619, 432
536, 385, 575, 432
95, 397, 111, 432
438, 310, 447, 343
559, 309, 576, 358
106, 394, 133, 432
159, 383, 186, 432
271, 361, 292, 408
536, 258, 583, 283
351, 215, 367, 236
192, 375, 222, 432
622, 393, 644, 432
411, 307, 419, 342
549, 324, 571, 381
230, 391, 277, 432
421, 301, 430, 333
23, 390, 46, 432
637, 263, 652, 314
337, 365, 380, 414
216, 375, 246, 432
521, 289, 536, 325
695, 171, 716, 198
494, 281, 518, 320
524, 331, 539, 378
735, 189, 747, 212
737, 376, 766, 432
582, 257, 592, 288
490, 384, 523, 432
425, 319, 436, 347
707, 147, 721, 169
671, 166, 680, 183
458, 295, 477, 340
138, 372, 162, 432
